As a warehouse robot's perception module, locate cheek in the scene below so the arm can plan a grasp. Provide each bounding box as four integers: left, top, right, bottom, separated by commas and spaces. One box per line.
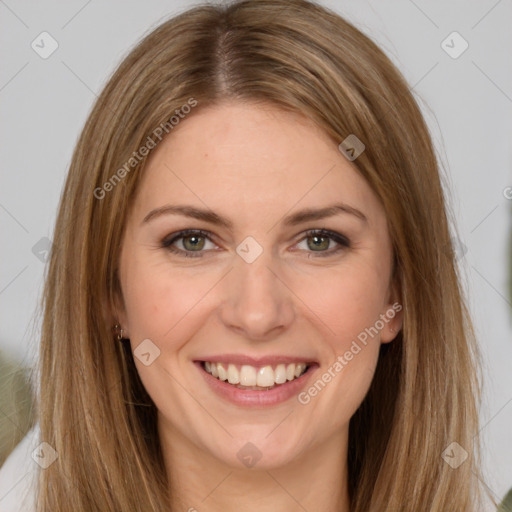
304, 261, 388, 348
293, 261, 386, 414
120, 259, 210, 416
121, 256, 213, 341
295, 271, 384, 431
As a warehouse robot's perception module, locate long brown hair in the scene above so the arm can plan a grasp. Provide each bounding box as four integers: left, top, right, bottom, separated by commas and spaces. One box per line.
34, 0, 489, 509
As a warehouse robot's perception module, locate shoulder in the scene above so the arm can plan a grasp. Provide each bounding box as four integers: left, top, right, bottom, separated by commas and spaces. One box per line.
0, 424, 40, 512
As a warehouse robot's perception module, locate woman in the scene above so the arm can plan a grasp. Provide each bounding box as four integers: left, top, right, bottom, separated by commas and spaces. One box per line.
15, 0, 493, 509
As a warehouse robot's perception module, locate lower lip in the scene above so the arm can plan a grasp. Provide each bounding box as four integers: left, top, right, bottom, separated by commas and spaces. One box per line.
194, 361, 318, 407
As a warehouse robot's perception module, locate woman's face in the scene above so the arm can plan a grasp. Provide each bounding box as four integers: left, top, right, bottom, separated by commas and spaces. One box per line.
115, 101, 402, 470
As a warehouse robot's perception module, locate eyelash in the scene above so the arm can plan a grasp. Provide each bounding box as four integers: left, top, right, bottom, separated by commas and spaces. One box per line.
161, 229, 350, 258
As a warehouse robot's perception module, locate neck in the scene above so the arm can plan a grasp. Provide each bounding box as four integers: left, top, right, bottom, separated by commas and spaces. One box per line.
158, 415, 350, 512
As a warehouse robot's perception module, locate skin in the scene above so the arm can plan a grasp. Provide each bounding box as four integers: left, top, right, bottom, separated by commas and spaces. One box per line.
113, 101, 403, 512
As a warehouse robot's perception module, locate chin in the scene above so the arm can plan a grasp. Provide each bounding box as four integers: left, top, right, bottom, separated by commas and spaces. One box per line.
211, 431, 309, 471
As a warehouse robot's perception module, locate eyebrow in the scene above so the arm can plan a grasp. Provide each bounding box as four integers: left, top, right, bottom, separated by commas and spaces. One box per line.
141, 202, 368, 228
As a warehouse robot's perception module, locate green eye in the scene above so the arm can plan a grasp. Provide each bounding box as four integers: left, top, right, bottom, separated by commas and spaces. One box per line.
162, 229, 214, 258
162, 228, 350, 258
181, 234, 206, 251
298, 229, 350, 257
307, 234, 331, 251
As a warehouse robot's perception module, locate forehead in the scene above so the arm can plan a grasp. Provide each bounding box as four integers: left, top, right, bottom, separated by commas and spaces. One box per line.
130, 101, 384, 227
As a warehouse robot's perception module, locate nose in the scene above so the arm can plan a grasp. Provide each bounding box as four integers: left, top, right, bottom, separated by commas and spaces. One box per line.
218, 248, 295, 341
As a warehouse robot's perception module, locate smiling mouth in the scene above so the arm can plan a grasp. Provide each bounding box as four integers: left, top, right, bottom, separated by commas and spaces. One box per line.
200, 361, 314, 391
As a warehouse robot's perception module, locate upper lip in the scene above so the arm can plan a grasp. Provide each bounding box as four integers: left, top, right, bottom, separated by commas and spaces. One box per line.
194, 354, 318, 366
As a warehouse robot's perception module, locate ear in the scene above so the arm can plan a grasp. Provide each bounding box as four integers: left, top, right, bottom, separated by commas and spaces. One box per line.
379, 277, 403, 344
101, 281, 130, 338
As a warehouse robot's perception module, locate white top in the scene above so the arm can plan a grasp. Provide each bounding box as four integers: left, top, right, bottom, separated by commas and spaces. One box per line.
0, 425, 39, 512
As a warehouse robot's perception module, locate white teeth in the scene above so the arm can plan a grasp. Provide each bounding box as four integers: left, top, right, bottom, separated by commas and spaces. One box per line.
274, 364, 287, 384
240, 365, 257, 386
256, 366, 275, 387
203, 361, 309, 388
217, 364, 228, 381
294, 363, 306, 378
227, 364, 240, 384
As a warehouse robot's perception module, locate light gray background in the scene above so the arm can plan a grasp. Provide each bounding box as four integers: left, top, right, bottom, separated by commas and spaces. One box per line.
1, 0, 511, 505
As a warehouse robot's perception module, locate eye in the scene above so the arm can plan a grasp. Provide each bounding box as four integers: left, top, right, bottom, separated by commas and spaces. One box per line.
294, 229, 350, 257
161, 229, 218, 258
161, 228, 350, 259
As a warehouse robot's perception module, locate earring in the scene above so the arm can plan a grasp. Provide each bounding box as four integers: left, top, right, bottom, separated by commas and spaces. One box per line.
112, 323, 128, 342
